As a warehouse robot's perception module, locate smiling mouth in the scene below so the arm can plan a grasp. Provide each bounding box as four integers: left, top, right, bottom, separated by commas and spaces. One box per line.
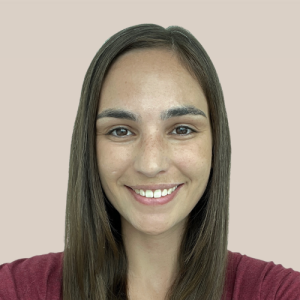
125, 184, 184, 206
133, 185, 178, 198
129, 184, 182, 199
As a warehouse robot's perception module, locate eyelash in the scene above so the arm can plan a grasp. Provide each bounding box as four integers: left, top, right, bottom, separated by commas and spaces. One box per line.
106, 125, 196, 138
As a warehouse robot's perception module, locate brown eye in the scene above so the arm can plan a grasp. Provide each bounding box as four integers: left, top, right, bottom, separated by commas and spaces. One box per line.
107, 127, 133, 137
115, 128, 127, 136
176, 127, 188, 135
172, 126, 195, 136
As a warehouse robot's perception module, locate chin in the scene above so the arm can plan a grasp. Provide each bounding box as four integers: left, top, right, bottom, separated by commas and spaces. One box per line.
139, 226, 169, 236
134, 218, 181, 237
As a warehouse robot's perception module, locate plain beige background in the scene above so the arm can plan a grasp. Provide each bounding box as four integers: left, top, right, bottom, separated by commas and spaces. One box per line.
0, 1, 299, 271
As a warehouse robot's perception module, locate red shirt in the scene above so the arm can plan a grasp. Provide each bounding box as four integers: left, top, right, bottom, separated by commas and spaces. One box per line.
0, 251, 299, 299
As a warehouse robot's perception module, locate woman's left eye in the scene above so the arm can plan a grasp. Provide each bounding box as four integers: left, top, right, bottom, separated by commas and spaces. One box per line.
171, 126, 196, 136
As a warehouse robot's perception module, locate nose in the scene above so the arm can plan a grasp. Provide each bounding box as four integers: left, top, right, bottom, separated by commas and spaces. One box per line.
133, 131, 169, 177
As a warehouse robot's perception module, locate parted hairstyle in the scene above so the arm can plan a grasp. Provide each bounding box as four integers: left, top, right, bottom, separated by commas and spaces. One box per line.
63, 23, 231, 300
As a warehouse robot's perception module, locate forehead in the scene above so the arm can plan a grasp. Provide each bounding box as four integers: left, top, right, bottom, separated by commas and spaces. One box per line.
98, 48, 208, 114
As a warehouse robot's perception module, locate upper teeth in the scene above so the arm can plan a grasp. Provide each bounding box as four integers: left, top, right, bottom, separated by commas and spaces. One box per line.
133, 186, 178, 198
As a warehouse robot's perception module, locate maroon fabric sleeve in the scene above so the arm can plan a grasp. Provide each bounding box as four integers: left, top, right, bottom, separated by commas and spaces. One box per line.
224, 251, 300, 300
0, 252, 63, 300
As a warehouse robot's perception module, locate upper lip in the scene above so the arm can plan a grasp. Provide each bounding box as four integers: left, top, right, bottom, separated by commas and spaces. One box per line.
126, 183, 183, 190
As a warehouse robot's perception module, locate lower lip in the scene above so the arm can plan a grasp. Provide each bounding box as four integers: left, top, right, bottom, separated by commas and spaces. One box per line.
125, 184, 184, 206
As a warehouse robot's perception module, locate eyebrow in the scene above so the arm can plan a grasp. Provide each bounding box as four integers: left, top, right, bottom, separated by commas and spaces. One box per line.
96, 105, 207, 122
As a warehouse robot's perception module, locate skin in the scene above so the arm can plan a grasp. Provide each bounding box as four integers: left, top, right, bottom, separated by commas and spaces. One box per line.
95, 48, 213, 299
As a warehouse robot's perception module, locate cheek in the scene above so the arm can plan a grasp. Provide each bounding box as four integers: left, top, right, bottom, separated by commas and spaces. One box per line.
96, 140, 132, 183
173, 141, 212, 178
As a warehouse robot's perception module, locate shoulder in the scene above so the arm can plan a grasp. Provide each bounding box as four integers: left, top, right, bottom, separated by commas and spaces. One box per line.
0, 252, 63, 300
224, 250, 300, 300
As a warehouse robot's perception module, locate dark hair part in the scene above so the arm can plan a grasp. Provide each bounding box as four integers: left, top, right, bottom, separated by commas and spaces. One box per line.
63, 24, 231, 300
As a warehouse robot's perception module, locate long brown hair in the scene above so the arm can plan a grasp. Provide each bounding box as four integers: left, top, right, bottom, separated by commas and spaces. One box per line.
63, 24, 231, 300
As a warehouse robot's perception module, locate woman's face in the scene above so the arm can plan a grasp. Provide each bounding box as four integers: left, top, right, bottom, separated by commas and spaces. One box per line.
96, 48, 212, 236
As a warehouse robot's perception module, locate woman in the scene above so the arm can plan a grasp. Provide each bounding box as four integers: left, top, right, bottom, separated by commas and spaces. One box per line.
0, 24, 299, 300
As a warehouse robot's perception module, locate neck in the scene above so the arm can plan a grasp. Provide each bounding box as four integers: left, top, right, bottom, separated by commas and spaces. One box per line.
121, 217, 186, 296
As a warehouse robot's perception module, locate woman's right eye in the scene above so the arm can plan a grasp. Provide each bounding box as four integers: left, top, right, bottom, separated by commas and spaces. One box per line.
107, 127, 133, 137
